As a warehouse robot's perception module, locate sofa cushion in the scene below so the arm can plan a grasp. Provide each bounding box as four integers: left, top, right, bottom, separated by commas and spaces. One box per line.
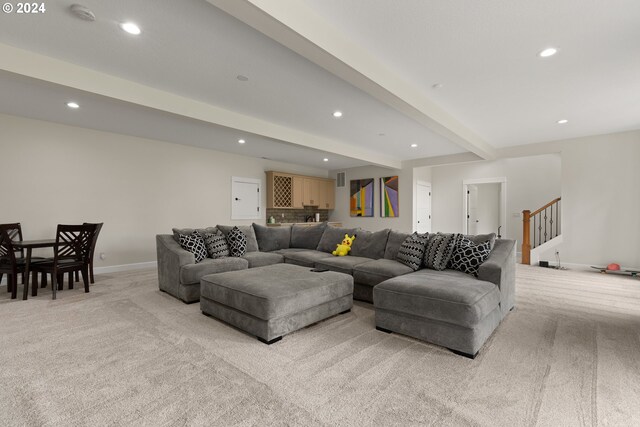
314, 256, 374, 275
396, 232, 429, 271
449, 236, 492, 277
252, 223, 291, 252
353, 259, 414, 287
271, 248, 309, 255
201, 231, 230, 259
384, 230, 411, 260
282, 250, 333, 267
424, 233, 458, 271
172, 227, 217, 243
316, 225, 359, 253
350, 229, 390, 259
374, 269, 500, 328
178, 232, 208, 263
466, 233, 496, 249
217, 225, 259, 253
179, 257, 248, 284
290, 223, 327, 249
241, 251, 284, 268
226, 226, 247, 257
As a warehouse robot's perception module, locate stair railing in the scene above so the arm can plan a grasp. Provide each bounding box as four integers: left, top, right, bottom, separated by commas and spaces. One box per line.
522, 197, 561, 265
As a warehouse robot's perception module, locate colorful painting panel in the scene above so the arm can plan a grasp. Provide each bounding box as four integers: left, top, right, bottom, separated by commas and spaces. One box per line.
380, 176, 399, 217
350, 178, 374, 217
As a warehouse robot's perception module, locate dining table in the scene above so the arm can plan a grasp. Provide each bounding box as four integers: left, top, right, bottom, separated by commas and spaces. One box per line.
12, 239, 58, 300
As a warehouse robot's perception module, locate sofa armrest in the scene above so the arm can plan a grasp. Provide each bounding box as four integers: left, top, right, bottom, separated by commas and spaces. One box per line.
156, 234, 195, 295
477, 239, 516, 317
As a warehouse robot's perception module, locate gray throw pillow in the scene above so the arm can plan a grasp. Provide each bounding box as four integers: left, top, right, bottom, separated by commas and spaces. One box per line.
217, 225, 259, 252
396, 232, 429, 271
226, 226, 247, 257
172, 226, 217, 243
464, 233, 496, 249
350, 229, 390, 259
290, 222, 327, 249
424, 232, 459, 270
384, 230, 411, 259
201, 231, 229, 259
178, 232, 208, 263
316, 225, 358, 253
252, 223, 291, 252
449, 236, 492, 276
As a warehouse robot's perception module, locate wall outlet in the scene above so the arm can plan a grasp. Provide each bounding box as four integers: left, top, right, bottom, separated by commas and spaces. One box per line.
100, 252, 106, 260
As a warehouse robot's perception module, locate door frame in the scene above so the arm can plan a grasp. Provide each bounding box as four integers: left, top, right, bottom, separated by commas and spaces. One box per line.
462, 177, 507, 237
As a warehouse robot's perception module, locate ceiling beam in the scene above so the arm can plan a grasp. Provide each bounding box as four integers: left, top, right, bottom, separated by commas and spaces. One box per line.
0, 43, 400, 169
208, 0, 496, 160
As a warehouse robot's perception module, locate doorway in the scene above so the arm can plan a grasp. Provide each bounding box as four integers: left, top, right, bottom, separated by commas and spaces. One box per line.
462, 178, 506, 238
416, 181, 431, 233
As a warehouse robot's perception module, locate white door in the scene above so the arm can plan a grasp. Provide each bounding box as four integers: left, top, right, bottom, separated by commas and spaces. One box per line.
467, 184, 479, 234
231, 177, 261, 220
416, 183, 431, 233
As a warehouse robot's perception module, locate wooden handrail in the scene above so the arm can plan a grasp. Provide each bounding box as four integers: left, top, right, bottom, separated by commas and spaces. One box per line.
530, 197, 561, 216
522, 197, 561, 265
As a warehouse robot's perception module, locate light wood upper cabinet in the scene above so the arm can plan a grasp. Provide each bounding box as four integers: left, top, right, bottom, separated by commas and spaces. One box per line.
317, 179, 335, 209
292, 175, 304, 208
303, 178, 321, 206
267, 171, 335, 209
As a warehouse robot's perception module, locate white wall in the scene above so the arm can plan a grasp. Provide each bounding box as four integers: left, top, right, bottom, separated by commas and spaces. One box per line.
429, 154, 562, 242
329, 166, 415, 232
545, 132, 640, 267
0, 114, 327, 269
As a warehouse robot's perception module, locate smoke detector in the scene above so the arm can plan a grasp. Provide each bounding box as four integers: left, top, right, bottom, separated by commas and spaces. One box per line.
70, 4, 96, 21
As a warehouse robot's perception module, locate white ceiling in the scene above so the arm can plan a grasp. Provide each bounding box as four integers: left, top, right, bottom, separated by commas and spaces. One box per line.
0, 0, 638, 166
302, 0, 640, 146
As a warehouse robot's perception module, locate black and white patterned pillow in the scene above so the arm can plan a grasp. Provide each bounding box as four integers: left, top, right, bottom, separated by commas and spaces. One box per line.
226, 226, 247, 257
201, 231, 229, 259
424, 233, 459, 271
449, 236, 492, 276
396, 232, 429, 271
178, 232, 208, 263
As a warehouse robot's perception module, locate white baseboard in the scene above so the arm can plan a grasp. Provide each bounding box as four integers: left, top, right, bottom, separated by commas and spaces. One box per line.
94, 261, 157, 274
0, 261, 157, 287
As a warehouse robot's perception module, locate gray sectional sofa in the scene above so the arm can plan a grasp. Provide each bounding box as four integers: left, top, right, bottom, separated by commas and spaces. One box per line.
156, 222, 515, 357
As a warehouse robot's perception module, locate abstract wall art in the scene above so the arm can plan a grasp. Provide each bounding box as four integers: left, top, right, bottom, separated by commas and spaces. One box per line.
380, 176, 399, 217
350, 178, 374, 217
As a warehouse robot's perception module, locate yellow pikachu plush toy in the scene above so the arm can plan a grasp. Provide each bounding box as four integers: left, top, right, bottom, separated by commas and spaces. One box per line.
332, 234, 356, 256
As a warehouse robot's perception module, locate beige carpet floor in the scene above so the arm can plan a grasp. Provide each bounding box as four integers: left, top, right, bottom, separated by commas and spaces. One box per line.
1, 265, 639, 426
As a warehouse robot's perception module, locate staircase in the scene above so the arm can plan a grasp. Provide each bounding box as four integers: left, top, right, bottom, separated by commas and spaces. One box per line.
521, 197, 561, 265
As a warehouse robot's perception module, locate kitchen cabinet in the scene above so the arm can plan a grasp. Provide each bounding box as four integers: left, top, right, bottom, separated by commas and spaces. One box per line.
267, 171, 335, 209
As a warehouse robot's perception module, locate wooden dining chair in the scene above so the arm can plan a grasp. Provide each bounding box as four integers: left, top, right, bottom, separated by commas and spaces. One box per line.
70, 222, 103, 286
0, 223, 45, 296
31, 224, 97, 300
0, 226, 35, 299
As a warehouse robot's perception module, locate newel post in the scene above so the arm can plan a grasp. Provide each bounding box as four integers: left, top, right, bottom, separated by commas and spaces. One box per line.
522, 210, 531, 265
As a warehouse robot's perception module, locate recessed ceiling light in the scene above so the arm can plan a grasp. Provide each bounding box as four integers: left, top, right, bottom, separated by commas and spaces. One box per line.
410, 144, 418, 148
538, 47, 558, 58
323, 158, 329, 162
120, 22, 141, 35
432, 83, 444, 89
557, 119, 568, 124
237, 75, 249, 81
332, 111, 343, 118
238, 139, 246, 144
66, 102, 80, 109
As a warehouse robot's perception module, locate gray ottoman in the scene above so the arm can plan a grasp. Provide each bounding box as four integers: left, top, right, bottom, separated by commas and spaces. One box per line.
200, 263, 353, 344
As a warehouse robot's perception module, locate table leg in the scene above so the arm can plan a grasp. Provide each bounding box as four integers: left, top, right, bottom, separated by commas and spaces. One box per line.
22, 248, 31, 300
